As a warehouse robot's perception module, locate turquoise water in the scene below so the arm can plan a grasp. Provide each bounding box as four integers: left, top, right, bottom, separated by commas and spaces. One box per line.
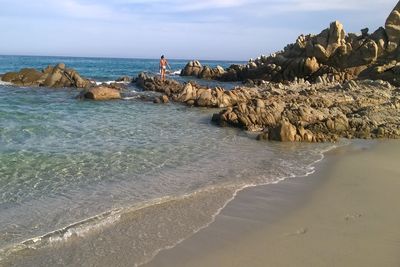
0, 55, 241, 82
0, 56, 334, 266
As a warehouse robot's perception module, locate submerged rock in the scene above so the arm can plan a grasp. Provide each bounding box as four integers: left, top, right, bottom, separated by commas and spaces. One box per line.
115, 76, 133, 83
153, 95, 170, 104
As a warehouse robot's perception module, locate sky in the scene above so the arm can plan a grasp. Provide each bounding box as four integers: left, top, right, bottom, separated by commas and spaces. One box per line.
0, 0, 397, 60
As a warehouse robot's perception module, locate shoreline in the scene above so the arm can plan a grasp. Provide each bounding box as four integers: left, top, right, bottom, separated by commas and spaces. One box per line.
145, 139, 400, 267
0, 135, 334, 267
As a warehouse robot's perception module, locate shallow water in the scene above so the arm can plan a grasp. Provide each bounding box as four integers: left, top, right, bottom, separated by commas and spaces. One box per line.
0, 56, 335, 266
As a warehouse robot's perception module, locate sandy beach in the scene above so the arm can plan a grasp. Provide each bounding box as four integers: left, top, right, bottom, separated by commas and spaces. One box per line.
145, 140, 400, 267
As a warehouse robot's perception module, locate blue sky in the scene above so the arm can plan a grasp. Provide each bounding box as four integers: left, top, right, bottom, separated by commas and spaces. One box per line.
0, 0, 396, 60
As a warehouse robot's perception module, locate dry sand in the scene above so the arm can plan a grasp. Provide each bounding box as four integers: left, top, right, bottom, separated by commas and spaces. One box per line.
145, 140, 400, 267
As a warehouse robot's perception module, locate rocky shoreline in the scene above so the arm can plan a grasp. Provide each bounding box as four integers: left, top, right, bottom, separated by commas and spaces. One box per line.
132, 72, 400, 142
1, 1, 400, 142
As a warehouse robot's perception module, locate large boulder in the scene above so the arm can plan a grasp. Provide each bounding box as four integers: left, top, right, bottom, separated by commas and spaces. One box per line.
196, 89, 213, 106
181, 61, 203, 77
370, 27, 389, 55
181, 61, 226, 80
42, 65, 64, 87
1, 72, 19, 82
385, 1, 400, 49
1, 68, 44, 86
78, 86, 121, 100
268, 120, 298, 142
66, 69, 91, 88
176, 83, 196, 102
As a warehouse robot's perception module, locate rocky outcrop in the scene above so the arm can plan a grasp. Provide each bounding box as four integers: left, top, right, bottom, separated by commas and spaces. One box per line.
134, 73, 400, 142
173, 82, 261, 108
181, 61, 203, 77
135, 72, 260, 108
134, 71, 399, 142
212, 80, 400, 142
77, 86, 121, 100
136, 72, 184, 95
1, 63, 91, 88
181, 1, 400, 86
181, 61, 226, 80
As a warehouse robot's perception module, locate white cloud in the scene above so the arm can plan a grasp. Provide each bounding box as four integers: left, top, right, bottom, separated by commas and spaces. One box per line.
113, 0, 254, 11
256, 0, 395, 12
175, 0, 250, 11
0, 0, 397, 59
57, 0, 117, 19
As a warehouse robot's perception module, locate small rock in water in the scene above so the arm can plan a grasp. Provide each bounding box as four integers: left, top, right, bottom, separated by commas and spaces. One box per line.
161, 95, 169, 104
78, 86, 121, 101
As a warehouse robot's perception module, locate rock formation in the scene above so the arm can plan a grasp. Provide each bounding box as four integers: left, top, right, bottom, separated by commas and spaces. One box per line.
212, 80, 400, 142
181, 61, 226, 80
181, 1, 400, 86
135, 72, 260, 108
136, 72, 184, 95
134, 72, 399, 142
1, 63, 91, 88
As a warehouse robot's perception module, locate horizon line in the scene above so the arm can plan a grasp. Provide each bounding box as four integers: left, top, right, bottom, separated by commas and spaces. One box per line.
0, 53, 247, 63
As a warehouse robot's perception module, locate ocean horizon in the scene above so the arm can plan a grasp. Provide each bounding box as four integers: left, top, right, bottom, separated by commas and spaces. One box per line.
1, 54, 246, 63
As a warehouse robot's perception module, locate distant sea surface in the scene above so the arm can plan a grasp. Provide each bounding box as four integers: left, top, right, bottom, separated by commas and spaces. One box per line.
0, 55, 335, 266
0, 55, 244, 82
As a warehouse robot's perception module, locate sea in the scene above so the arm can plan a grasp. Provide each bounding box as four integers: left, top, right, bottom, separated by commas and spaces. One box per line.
0, 55, 336, 266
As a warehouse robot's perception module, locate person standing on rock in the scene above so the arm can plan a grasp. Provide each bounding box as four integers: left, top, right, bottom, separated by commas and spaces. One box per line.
159, 55, 171, 82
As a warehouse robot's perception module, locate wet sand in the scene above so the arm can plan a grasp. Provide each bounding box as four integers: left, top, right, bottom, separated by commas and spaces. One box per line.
145, 140, 400, 267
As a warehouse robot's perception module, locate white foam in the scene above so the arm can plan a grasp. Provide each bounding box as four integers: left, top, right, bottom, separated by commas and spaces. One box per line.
170, 70, 182, 76
0, 80, 12, 86
95, 81, 129, 86
5, 208, 123, 253
49, 213, 121, 243
122, 96, 139, 100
